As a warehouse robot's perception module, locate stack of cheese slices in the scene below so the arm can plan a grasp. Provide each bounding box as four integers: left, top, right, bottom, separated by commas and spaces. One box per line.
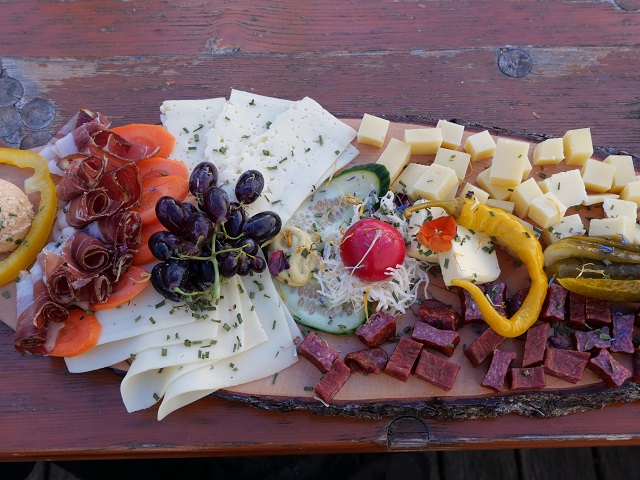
64, 90, 359, 420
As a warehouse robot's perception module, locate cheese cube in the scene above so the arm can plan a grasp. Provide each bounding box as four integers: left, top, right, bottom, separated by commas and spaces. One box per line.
357, 114, 390, 147
544, 214, 585, 245
538, 169, 588, 208
532, 138, 564, 166
518, 218, 542, 239
581, 158, 616, 193
589, 217, 635, 242
464, 130, 496, 162
403, 128, 443, 155
436, 120, 465, 149
603, 198, 637, 220
405, 205, 447, 262
433, 147, 471, 181
376, 138, 412, 183
460, 182, 490, 204
604, 155, 635, 194
620, 180, 640, 206
438, 225, 500, 287
485, 199, 515, 214
489, 138, 529, 187
563, 128, 593, 166
412, 164, 459, 201
476, 168, 513, 201
528, 192, 567, 229
391, 162, 429, 198
510, 177, 544, 218
582, 193, 619, 206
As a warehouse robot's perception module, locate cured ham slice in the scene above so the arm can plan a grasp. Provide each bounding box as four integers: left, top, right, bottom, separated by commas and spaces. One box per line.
32, 258, 68, 328
14, 271, 48, 355
53, 112, 111, 159
65, 189, 117, 228
76, 274, 112, 304
85, 211, 142, 248
91, 130, 159, 169
56, 154, 107, 202
62, 232, 111, 275
96, 162, 142, 211
41, 249, 77, 305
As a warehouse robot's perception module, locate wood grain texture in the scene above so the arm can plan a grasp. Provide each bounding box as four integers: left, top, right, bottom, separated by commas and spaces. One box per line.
520, 448, 598, 480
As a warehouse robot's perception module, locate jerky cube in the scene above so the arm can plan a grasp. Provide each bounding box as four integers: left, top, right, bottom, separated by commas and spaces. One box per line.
540, 283, 568, 323
384, 337, 423, 381
510, 366, 546, 390
314, 358, 351, 403
344, 348, 388, 374
543, 348, 591, 384
585, 296, 611, 327
574, 327, 612, 352
610, 313, 635, 354
588, 349, 632, 387
567, 291, 587, 330
414, 350, 460, 391
506, 287, 529, 318
355, 311, 396, 347
483, 280, 507, 316
632, 350, 640, 384
522, 323, 549, 367
481, 349, 516, 393
298, 332, 339, 373
411, 321, 460, 357
457, 287, 485, 324
464, 327, 505, 367
418, 299, 461, 331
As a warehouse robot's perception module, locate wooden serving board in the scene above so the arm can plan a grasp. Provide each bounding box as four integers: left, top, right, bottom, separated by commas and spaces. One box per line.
2, 118, 640, 421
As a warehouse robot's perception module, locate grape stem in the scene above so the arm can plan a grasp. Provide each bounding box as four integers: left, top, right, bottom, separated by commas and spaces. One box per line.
211, 230, 221, 301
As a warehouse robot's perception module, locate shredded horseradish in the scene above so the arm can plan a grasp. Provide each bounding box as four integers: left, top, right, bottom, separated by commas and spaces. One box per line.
313, 192, 431, 316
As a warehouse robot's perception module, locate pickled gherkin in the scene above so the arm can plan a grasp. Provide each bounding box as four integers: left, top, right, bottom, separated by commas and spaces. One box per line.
544, 236, 640, 267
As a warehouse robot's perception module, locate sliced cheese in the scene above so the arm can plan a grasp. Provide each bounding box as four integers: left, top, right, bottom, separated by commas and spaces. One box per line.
403, 128, 442, 155
563, 128, 593, 166
357, 113, 390, 147
589, 217, 636, 242
391, 163, 429, 198
581, 158, 616, 193
532, 138, 564, 166
476, 168, 513, 201
528, 192, 567, 229
436, 120, 464, 150
412, 164, 458, 201
460, 182, 490, 204
543, 214, 585, 245
433, 147, 471, 182
603, 198, 638, 221
464, 130, 496, 162
510, 177, 543, 219
489, 138, 528, 187
538, 169, 588, 208
376, 138, 411, 183
604, 155, 635, 194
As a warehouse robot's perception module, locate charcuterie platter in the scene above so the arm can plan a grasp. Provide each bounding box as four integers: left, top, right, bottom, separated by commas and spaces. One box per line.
1, 90, 640, 422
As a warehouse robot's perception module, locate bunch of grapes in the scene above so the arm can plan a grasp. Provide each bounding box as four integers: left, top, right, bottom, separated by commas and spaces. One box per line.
148, 162, 281, 304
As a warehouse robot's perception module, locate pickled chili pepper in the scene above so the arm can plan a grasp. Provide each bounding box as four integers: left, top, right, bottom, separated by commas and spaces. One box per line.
405, 197, 547, 338
0, 148, 57, 286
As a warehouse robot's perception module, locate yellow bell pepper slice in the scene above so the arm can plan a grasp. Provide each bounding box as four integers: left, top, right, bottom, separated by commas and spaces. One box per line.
0, 148, 57, 286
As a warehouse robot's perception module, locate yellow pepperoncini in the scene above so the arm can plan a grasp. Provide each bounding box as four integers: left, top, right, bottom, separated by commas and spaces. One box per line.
0, 148, 57, 286
405, 197, 547, 338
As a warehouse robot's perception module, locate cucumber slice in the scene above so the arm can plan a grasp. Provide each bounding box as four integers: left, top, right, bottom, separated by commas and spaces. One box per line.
277, 278, 366, 334
286, 163, 390, 240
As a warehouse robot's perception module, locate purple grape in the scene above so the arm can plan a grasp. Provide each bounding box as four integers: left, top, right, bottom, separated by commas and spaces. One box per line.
186, 211, 214, 243
155, 196, 190, 235
203, 186, 230, 224
224, 202, 246, 237
189, 162, 218, 201
218, 254, 239, 278
249, 255, 266, 273
235, 170, 264, 204
242, 211, 282, 244
234, 237, 259, 256
148, 231, 182, 261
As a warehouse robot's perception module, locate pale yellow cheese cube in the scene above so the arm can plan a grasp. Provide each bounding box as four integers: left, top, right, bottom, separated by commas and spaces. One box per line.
563, 128, 593, 166
357, 113, 390, 148
464, 130, 496, 162
538, 169, 587, 207
391, 163, 429, 199
376, 138, 412, 183
589, 217, 635, 242
489, 138, 529, 187
460, 182, 490, 204
532, 138, 564, 166
476, 168, 513, 201
403, 128, 443, 155
582, 193, 619, 206
510, 177, 544, 219
528, 192, 567, 229
485, 199, 515, 214
518, 218, 542, 239
620, 180, 640, 206
412, 164, 459, 201
544, 214, 585, 245
581, 158, 616, 193
604, 155, 635, 194
433, 147, 471, 181
436, 120, 465, 149
603, 198, 638, 220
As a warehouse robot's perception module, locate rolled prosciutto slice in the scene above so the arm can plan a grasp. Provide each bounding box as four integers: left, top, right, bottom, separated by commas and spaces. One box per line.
108, 244, 135, 283
52, 111, 111, 159
56, 154, 107, 202
41, 249, 77, 305
65, 189, 118, 228
62, 232, 111, 275
97, 162, 142, 211
85, 210, 142, 248
32, 258, 68, 328
14, 271, 48, 356
91, 130, 158, 169
76, 274, 112, 304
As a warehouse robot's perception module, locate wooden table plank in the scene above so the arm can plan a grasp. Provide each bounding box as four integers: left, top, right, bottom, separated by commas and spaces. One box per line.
1, 1, 639, 57
594, 446, 640, 479
441, 450, 519, 480
520, 448, 597, 480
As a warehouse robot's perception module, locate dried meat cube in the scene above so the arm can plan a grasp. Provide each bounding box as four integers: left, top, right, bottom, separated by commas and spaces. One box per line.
384, 336, 422, 381
588, 349, 631, 387
632, 350, 640, 384
610, 313, 635, 354
314, 358, 351, 403
506, 287, 529, 318
411, 321, 460, 357
481, 349, 516, 393
464, 327, 505, 367
543, 348, 591, 384
418, 299, 461, 331
457, 286, 484, 325
567, 291, 587, 330
585, 296, 611, 327
522, 323, 549, 367
510, 366, 546, 390
483, 280, 507, 316
574, 327, 612, 352
344, 347, 388, 374
540, 283, 568, 323
414, 350, 460, 391
298, 332, 339, 373
355, 311, 396, 347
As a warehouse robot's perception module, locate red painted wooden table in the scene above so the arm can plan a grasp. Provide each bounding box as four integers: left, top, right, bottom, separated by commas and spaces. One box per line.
2, 0, 640, 461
